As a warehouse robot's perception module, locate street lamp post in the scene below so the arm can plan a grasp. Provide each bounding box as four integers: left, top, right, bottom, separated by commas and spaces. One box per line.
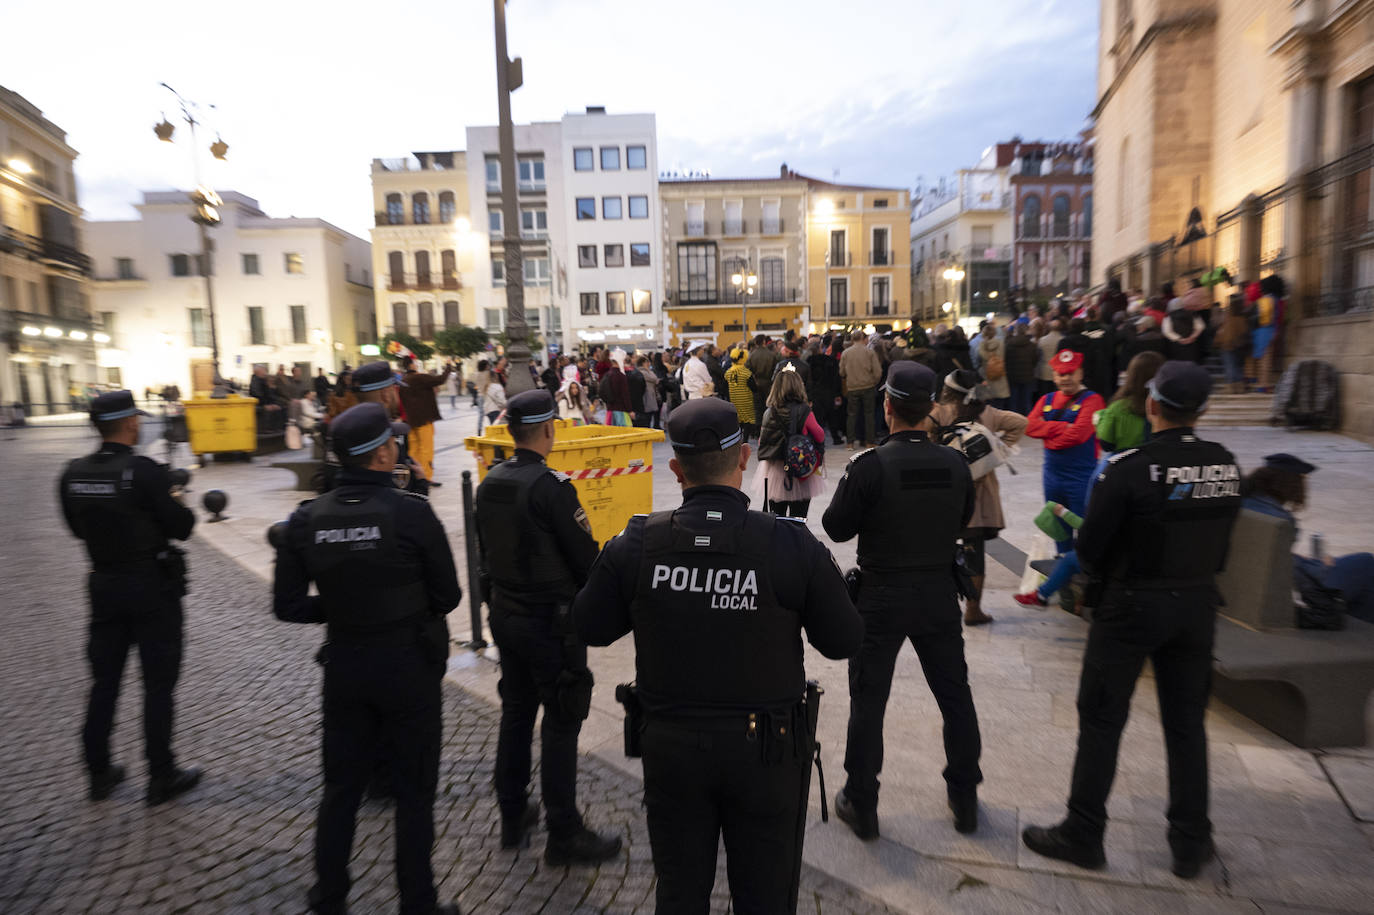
730, 263, 757, 346
155, 83, 230, 395
492, 0, 533, 394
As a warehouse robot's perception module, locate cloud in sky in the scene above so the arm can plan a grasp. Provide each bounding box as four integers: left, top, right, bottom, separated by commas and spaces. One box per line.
3, 0, 1098, 237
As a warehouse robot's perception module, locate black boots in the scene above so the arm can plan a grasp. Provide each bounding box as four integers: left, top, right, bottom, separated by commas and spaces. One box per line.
89, 764, 126, 801
146, 766, 202, 807
543, 827, 622, 866
500, 801, 539, 849
1021, 823, 1106, 870
834, 789, 879, 841
948, 788, 978, 834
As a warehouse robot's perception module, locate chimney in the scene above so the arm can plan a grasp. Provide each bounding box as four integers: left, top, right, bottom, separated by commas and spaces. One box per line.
781, 162, 789, 178
586, 105, 606, 115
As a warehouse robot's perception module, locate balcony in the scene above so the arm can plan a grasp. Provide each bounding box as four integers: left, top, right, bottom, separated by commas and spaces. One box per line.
826, 251, 852, 268
867, 299, 898, 317
387, 273, 461, 292
868, 250, 893, 266
240, 329, 312, 347
826, 301, 856, 318
375, 211, 404, 227
668, 287, 804, 307
517, 181, 546, 194
0, 227, 91, 275
722, 219, 745, 237
961, 190, 1012, 211
963, 244, 1013, 262
520, 227, 549, 241
760, 217, 784, 235
486, 181, 502, 194
684, 220, 709, 237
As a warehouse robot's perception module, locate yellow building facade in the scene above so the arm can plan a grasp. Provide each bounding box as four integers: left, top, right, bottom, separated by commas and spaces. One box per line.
803, 178, 912, 334
369, 151, 480, 347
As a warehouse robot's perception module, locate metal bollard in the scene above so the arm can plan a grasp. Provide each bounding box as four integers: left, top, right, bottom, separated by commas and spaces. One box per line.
460, 470, 488, 650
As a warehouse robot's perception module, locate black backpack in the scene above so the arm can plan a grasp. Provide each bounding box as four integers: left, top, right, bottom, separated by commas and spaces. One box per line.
781, 406, 821, 489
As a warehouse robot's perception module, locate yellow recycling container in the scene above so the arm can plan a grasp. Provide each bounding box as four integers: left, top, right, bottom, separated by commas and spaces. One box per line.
184, 395, 258, 457
465, 421, 665, 546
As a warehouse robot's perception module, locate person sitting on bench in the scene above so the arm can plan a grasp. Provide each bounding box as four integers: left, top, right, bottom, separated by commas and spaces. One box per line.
1243, 453, 1374, 623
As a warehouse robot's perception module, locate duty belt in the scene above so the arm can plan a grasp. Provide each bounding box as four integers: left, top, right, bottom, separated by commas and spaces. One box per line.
861, 565, 948, 584
326, 611, 431, 644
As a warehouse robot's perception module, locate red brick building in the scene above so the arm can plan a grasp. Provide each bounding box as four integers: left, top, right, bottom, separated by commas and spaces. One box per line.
1011, 135, 1094, 297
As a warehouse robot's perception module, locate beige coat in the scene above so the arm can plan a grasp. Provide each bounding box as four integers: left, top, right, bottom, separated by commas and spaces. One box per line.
930, 402, 1027, 532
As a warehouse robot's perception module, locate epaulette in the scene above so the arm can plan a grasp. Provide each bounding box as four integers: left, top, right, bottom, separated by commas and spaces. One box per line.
848, 447, 877, 464
1107, 448, 1140, 464
401, 489, 431, 502
776, 515, 807, 523
548, 468, 572, 483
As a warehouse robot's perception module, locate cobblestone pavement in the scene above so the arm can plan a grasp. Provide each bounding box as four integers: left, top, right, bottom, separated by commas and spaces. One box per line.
0, 428, 895, 914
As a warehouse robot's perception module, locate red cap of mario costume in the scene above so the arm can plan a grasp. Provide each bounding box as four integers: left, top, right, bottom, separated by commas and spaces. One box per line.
1051, 349, 1084, 374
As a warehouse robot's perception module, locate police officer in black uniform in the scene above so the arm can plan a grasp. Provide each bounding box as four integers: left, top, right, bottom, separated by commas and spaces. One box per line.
822, 361, 983, 839
1022, 361, 1242, 879
474, 389, 622, 865
272, 402, 462, 915
60, 390, 202, 806
572, 398, 863, 913
321, 360, 429, 495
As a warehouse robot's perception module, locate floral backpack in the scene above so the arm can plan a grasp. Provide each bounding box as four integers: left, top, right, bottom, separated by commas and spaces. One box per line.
782, 406, 822, 488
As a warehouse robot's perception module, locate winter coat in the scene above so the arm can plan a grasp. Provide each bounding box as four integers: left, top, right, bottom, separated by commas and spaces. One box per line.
1035, 332, 1063, 382
724, 363, 756, 424
1003, 334, 1038, 384
977, 336, 1010, 399
930, 402, 1026, 532
757, 401, 813, 462
839, 343, 883, 392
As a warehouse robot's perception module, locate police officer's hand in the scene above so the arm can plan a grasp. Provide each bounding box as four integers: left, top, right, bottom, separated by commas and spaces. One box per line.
407, 458, 427, 481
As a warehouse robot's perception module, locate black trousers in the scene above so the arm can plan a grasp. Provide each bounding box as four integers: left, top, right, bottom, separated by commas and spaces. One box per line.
490, 608, 587, 838
767, 499, 811, 519
1063, 588, 1216, 858
843, 576, 982, 808
312, 634, 443, 915
642, 716, 811, 914
83, 570, 183, 780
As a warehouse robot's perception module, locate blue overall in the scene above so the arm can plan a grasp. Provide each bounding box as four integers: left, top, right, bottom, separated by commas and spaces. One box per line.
1038, 390, 1098, 553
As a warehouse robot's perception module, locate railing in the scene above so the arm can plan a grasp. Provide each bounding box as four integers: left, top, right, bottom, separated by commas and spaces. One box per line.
827, 251, 852, 267
669, 287, 803, 306
827, 301, 855, 317
760, 218, 784, 235
387, 273, 460, 292
3, 398, 171, 427
486, 181, 502, 194
963, 244, 1013, 262
521, 228, 549, 240
0, 227, 91, 274
962, 190, 1012, 211
722, 219, 745, 236
867, 299, 897, 316
517, 181, 546, 193
240, 329, 311, 347
868, 250, 892, 266
685, 220, 709, 237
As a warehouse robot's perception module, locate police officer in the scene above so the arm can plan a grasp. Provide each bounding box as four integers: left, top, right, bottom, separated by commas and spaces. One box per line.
474, 389, 621, 865
318, 361, 428, 495
572, 398, 862, 913
272, 402, 462, 915
60, 390, 202, 806
821, 361, 983, 839
1022, 361, 1242, 879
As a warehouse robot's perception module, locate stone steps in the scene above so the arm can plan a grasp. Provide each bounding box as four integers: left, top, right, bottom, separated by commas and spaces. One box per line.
1199, 393, 1273, 426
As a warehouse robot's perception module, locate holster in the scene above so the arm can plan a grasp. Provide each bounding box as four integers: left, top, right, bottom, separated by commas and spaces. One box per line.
952, 549, 975, 600
556, 666, 594, 721
159, 545, 189, 597
804, 680, 829, 822
615, 683, 643, 757
844, 567, 862, 604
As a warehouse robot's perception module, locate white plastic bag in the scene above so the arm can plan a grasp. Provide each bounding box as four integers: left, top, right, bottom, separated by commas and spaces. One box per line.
1019, 531, 1055, 594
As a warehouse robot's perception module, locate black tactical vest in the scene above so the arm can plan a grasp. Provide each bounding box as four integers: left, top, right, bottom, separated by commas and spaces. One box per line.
476, 458, 577, 597
630, 510, 803, 712
856, 438, 969, 573
62, 451, 166, 565
1110, 436, 1243, 585
303, 488, 426, 628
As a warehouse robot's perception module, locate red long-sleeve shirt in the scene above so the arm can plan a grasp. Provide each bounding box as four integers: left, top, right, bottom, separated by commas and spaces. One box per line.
1026, 389, 1104, 451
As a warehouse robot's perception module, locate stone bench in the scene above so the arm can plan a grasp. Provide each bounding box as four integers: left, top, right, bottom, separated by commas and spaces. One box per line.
269, 460, 324, 492
1212, 507, 1374, 747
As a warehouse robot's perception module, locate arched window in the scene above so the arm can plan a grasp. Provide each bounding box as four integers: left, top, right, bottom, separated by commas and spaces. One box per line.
387, 251, 405, 289
385, 193, 403, 225
418, 302, 435, 340
1021, 195, 1041, 238
1052, 194, 1071, 237
441, 249, 457, 288
443, 300, 460, 327
391, 302, 409, 336
414, 250, 431, 288
1082, 194, 1093, 237
412, 192, 430, 225
438, 191, 456, 223
1118, 139, 1130, 231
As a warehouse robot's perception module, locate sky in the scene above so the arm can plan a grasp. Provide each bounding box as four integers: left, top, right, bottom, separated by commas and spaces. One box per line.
4, 0, 1099, 239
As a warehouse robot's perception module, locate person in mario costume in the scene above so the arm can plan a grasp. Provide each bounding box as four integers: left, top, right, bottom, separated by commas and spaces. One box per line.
1025, 349, 1105, 553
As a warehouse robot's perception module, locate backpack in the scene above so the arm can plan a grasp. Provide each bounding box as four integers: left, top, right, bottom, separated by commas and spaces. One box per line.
781, 406, 822, 488
938, 420, 1009, 480
983, 353, 1006, 382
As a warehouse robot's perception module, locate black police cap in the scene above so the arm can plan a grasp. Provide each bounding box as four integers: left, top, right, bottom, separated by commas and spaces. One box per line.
90, 390, 148, 423
666, 398, 742, 452
350, 360, 405, 393
1263, 452, 1316, 475
883, 361, 937, 403
330, 402, 409, 460
1147, 360, 1212, 413
505, 389, 557, 425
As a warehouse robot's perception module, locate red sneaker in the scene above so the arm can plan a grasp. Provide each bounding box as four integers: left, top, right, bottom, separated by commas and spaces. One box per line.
1013, 591, 1048, 608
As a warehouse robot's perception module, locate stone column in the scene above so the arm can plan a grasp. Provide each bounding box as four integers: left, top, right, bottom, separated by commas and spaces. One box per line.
1281, 26, 1326, 324
1238, 194, 1262, 286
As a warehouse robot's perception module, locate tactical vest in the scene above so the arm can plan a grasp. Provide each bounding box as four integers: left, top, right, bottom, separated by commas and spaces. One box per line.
303, 488, 426, 628
476, 458, 577, 598
63, 451, 166, 565
1109, 437, 1243, 585
630, 510, 803, 712
856, 439, 968, 573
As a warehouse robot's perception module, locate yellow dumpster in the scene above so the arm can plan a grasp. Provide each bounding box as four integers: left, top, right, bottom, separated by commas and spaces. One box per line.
465, 422, 665, 546
184, 395, 258, 458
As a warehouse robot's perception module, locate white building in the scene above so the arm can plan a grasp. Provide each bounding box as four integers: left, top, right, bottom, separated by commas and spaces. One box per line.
465, 108, 663, 356
0, 85, 96, 414
87, 191, 374, 398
